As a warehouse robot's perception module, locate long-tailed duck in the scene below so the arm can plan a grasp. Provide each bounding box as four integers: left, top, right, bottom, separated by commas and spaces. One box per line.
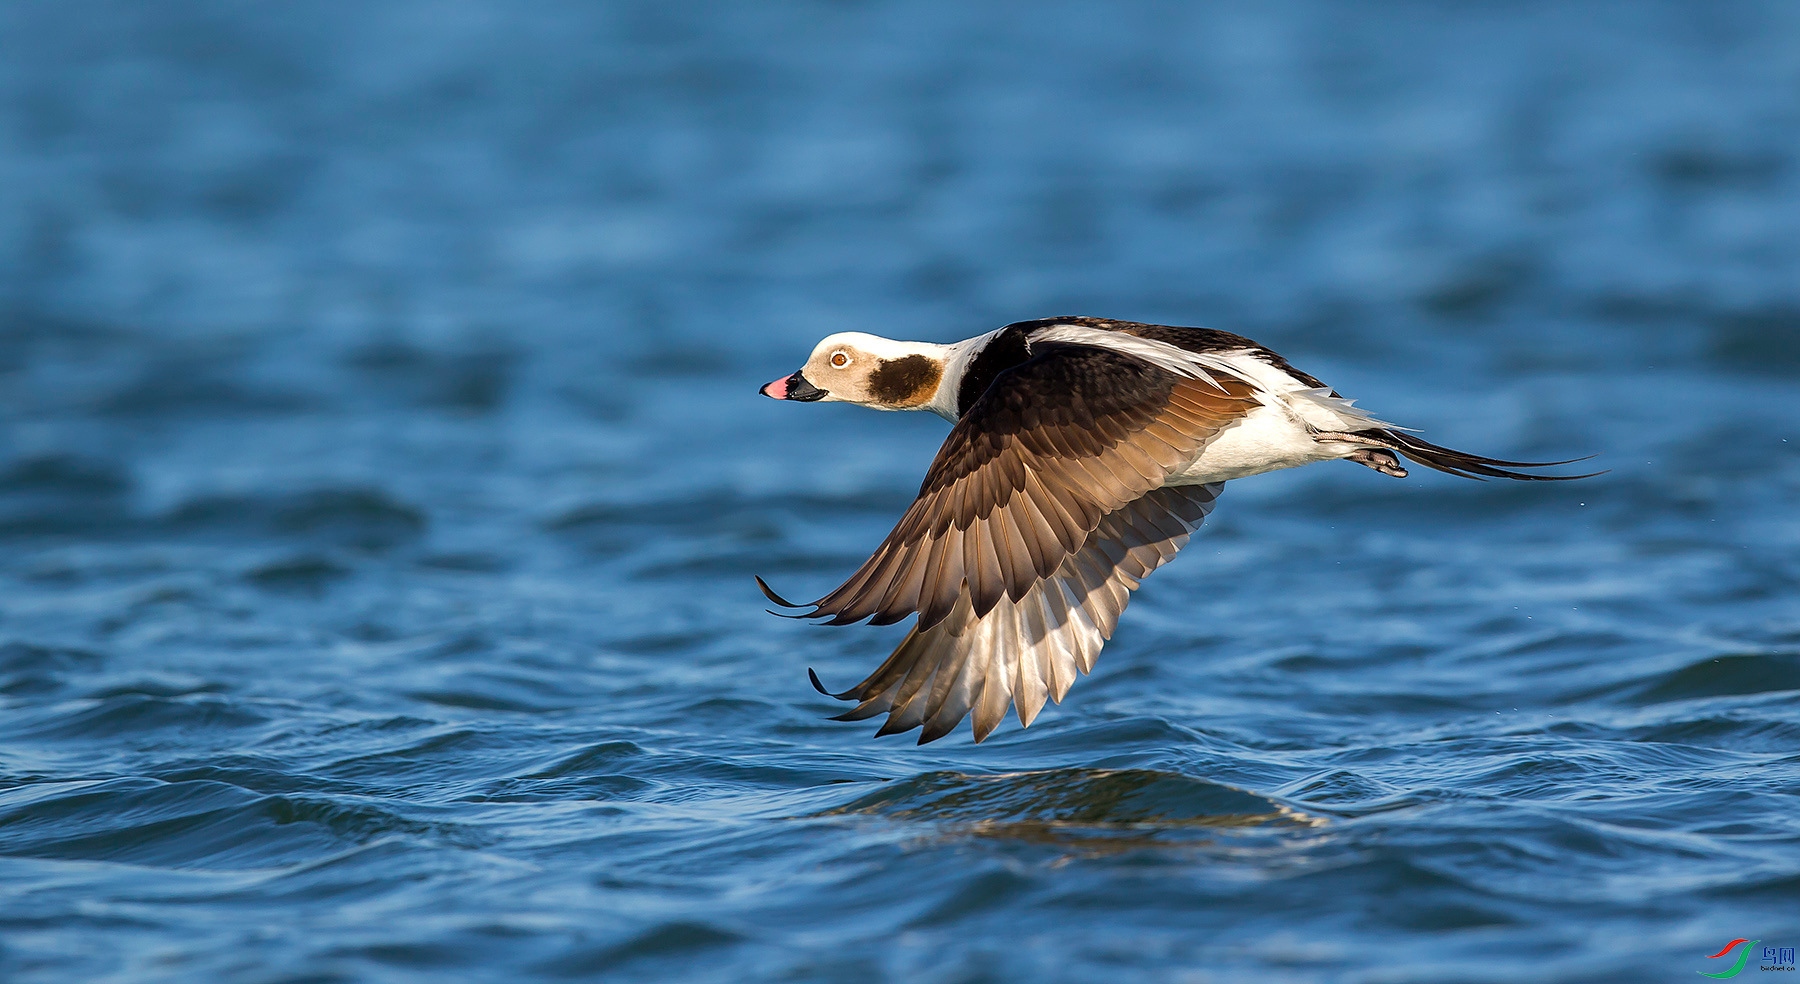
758, 317, 1592, 744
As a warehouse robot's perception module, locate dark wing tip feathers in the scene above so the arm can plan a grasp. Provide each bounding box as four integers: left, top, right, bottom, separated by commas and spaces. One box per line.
755, 575, 806, 609
756, 575, 830, 620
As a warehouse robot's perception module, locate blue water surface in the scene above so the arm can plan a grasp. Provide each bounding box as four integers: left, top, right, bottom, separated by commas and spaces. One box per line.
2, 3, 1798, 981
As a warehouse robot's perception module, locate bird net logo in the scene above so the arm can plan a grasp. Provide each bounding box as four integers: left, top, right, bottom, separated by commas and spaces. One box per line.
1700, 939, 1796, 977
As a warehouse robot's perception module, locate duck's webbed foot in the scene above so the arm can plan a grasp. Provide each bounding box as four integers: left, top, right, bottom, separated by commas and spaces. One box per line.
1348, 447, 1408, 478
1314, 430, 1409, 477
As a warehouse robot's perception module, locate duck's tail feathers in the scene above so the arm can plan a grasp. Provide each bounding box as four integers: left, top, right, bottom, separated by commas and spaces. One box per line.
1351, 429, 1602, 482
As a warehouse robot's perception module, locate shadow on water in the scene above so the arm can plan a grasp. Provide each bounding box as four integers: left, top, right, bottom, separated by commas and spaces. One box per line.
816, 768, 1327, 849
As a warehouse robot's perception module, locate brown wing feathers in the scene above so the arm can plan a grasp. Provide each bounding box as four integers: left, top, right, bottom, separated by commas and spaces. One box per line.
790, 346, 1258, 631
812, 484, 1224, 743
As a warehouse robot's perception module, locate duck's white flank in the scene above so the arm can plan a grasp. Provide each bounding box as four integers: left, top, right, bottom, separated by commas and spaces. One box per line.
1027, 323, 1396, 484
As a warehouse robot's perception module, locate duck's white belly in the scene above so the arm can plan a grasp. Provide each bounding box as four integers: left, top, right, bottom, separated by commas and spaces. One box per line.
1161, 351, 1392, 485
1168, 403, 1342, 484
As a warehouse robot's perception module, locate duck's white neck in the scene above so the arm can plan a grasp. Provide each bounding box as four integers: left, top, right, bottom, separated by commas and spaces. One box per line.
920, 330, 1002, 422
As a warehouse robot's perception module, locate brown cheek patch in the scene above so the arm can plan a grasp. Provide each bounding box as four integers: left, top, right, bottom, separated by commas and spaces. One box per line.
869, 355, 942, 406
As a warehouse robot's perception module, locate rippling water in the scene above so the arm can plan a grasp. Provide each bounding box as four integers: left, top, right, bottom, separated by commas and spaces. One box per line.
2, 3, 1798, 981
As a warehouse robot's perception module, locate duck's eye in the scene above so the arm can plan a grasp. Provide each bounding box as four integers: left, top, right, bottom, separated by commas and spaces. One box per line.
830, 351, 850, 368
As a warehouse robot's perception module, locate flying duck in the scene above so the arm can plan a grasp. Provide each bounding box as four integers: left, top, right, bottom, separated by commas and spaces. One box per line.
758, 317, 1591, 744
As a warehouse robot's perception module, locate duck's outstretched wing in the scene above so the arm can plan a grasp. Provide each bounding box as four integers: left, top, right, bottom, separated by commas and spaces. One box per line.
775, 340, 1261, 631
806, 484, 1222, 743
